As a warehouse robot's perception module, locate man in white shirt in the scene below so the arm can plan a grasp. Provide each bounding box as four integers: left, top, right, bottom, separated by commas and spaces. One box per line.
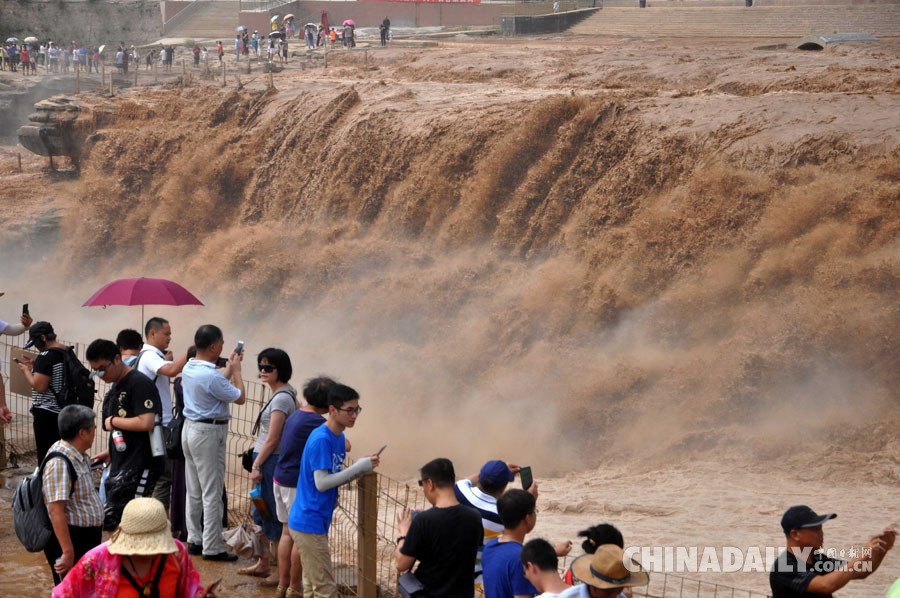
134, 317, 189, 509
521, 539, 584, 598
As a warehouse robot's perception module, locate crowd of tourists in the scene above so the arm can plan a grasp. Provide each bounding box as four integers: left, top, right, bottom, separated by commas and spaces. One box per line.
0, 310, 897, 598
0, 39, 145, 77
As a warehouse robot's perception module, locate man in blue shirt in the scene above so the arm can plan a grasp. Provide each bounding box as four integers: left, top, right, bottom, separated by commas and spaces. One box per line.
181, 324, 245, 561
288, 383, 380, 598
483, 490, 571, 598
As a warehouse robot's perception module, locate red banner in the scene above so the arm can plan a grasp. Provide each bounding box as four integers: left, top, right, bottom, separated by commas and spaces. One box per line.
360, 0, 481, 3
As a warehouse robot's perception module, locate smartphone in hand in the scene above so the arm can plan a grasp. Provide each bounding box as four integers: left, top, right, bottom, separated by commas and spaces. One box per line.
22, 304, 29, 316
520, 466, 533, 491
235, 341, 244, 356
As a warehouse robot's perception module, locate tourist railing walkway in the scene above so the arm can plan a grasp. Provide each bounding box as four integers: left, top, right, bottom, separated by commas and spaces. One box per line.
0, 334, 768, 598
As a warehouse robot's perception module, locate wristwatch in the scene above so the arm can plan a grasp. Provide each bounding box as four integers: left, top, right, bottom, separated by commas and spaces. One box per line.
396, 535, 405, 544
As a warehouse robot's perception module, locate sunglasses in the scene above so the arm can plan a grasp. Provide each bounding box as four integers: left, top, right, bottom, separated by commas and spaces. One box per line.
91, 362, 114, 379
258, 364, 276, 373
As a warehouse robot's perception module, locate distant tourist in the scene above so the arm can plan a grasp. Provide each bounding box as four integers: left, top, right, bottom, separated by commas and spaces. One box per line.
770, 505, 896, 597
381, 17, 391, 47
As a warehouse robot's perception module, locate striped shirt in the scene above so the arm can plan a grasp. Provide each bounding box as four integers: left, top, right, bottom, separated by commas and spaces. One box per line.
42, 440, 104, 528
455, 479, 504, 585
31, 349, 66, 412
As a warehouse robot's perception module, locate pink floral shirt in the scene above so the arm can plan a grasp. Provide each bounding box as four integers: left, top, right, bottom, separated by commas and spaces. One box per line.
52, 540, 205, 598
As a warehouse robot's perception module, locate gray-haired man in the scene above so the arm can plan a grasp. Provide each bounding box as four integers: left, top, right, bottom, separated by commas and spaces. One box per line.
42, 405, 104, 584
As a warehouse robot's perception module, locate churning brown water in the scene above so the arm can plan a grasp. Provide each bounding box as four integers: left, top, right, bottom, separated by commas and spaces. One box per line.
1, 37, 899, 597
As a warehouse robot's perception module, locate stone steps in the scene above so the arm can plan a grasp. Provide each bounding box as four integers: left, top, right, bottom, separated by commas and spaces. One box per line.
569, 5, 900, 37
165, 1, 241, 38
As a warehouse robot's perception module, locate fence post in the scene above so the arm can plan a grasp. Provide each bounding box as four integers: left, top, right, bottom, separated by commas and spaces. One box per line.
357, 473, 378, 598
0, 418, 6, 468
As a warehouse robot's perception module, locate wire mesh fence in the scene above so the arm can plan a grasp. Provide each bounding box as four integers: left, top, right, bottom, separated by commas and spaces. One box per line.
0, 334, 769, 598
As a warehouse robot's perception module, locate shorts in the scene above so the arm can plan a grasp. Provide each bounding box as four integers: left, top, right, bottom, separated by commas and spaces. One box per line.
274, 481, 296, 524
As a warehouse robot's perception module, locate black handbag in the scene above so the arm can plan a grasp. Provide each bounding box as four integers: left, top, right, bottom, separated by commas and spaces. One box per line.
165, 406, 185, 460
398, 572, 427, 598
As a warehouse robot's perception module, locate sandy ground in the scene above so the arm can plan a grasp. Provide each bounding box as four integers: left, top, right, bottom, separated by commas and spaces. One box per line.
0, 34, 899, 598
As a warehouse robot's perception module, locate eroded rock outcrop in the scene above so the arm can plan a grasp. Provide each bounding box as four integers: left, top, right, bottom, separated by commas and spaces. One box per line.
17, 96, 113, 167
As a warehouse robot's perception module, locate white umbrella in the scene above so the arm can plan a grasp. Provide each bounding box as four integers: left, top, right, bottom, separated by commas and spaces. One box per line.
270, 15, 279, 23
6, 37, 19, 43
98, 45, 106, 54
24, 36, 39, 44
236, 25, 247, 32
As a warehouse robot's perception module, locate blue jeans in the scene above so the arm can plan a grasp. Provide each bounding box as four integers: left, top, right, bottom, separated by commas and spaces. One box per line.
252, 452, 282, 541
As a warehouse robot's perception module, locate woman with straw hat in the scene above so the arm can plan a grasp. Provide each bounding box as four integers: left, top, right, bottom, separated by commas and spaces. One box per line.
53, 498, 215, 598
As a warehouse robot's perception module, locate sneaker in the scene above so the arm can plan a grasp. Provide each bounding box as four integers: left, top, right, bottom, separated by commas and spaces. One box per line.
203, 551, 239, 562
187, 543, 202, 555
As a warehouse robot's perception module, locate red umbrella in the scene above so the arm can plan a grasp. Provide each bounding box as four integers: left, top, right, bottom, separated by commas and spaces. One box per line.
83, 277, 204, 325
321, 10, 329, 33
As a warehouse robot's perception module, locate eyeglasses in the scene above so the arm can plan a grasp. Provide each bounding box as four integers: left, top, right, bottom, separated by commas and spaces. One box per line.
418, 479, 430, 487
336, 406, 362, 416
258, 364, 276, 373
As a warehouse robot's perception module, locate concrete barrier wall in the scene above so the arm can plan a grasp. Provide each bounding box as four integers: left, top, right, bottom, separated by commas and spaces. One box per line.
570, 4, 900, 36
240, 0, 505, 31
0, 0, 161, 45
501, 7, 600, 34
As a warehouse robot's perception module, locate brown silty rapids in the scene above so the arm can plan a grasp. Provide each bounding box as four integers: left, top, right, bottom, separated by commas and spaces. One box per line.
0, 37, 899, 597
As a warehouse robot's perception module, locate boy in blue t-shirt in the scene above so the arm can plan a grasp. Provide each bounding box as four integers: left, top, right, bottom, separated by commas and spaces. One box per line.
288, 383, 380, 598
483, 490, 572, 598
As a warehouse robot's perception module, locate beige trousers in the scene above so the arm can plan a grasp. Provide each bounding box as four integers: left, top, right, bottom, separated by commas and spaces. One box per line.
289, 529, 336, 598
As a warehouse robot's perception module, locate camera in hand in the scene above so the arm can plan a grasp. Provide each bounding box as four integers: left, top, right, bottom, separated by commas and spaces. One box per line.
215, 357, 228, 368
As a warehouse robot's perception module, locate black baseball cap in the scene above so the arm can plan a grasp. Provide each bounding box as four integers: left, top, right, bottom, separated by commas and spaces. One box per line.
781, 505, 836, 535
24, 321, 54, 349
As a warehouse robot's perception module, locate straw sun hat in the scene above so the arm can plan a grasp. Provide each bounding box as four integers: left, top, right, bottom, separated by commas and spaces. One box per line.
570, 544, 650, 590
108, 498, 177, 555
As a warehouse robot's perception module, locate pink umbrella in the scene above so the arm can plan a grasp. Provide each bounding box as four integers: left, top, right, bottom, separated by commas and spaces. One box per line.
83, 277, 204, 325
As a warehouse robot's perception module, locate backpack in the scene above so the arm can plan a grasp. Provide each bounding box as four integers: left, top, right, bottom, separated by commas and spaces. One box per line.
47, 346, 96, 409
13, 451, 77, 552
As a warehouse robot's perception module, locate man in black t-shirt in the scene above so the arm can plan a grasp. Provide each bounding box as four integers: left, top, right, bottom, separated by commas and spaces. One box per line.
17, 321, 69, 462
769, 505, 896, 598
395, 458, 483, 598
86, 339, 163, 531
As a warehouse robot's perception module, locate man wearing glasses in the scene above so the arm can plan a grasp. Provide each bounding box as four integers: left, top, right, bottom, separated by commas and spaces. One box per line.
289, 383, 381, 598
85, 338, 163, 531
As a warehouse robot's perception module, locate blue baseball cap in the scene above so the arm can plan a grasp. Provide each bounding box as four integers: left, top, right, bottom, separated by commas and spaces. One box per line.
479, 460, 515, 489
